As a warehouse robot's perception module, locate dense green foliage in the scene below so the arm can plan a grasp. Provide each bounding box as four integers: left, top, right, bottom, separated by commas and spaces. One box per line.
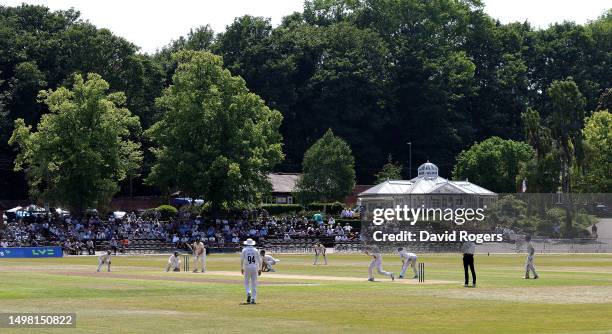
577, 110, 612, 192
374, 155, 403, 183
487, 194, 597, 237
0, 5, 163, 198
155, 204, 178, 220
548, 79, 587, 193
519, 108, 560, 193
517, 80, 608, 200
0, 2, 610, 200
8, 73, 142, 212
307, 202, 345, 215
145, 51, 284, 209
296, 129, 356, 203
453, 137, 535, 192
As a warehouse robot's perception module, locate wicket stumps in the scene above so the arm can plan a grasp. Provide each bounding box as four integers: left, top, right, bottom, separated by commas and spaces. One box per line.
418, 262, 425, 282
183, 255, 190, 272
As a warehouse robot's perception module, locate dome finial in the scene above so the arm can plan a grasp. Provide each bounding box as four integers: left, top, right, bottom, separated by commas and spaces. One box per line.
417, 161, 438, 179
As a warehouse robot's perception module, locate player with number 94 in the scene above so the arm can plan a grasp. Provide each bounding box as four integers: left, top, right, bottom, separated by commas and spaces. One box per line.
240, 238, 262, 304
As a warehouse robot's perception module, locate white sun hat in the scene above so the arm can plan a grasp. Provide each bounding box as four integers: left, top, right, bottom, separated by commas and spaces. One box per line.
243, 238, 256, 246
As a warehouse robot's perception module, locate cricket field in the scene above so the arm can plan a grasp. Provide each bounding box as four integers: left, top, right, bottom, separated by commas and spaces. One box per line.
2, 253, 612, 333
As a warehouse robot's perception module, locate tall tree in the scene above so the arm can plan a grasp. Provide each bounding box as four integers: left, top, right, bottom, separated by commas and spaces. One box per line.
2, 1, 610, 194
530, 16, 611, 114
9, 73, 142, 212
299, 22, 390, 180
296, 129, 355, 203
452, 137, 534, 193
215, 15, 392, 179
520, 108, 560, 193
545, 79, 587, 236
146, 51, 283, 209
576, 110, 612, 192
597, 88, 612, 112
0, 4, 165, 198
214, 16, 274, 95
0, 72, 9, 144
374, 154, 402, 183
462, 19, 535, 142
547, 78, 586, 194
155, 25, 215, 82
354, 0, 479, 174
303, 0, 360, 26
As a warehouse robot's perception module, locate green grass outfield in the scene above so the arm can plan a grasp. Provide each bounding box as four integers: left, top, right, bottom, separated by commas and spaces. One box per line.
2, 253, 612, 333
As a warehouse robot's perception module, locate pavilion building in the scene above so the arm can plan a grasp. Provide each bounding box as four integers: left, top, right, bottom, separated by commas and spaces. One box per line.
358, 161, 497, 214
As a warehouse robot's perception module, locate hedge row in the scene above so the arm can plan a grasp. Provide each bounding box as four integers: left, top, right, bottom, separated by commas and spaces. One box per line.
260, 204, 304, 215
260, 202, 348, 215
306, 202, 344, 214
146, 203, 350, 219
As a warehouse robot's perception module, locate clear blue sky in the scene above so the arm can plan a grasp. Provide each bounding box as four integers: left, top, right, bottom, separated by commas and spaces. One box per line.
3, 0, 610, 53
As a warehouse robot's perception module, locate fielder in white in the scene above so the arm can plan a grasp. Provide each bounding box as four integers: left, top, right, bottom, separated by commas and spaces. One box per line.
397, 247, 418, 279
365, 246, 394, 281
97, 250, 112, 272
166, 251, 181, 272
240, 238, 262, 304
260, 250, 280, 272
187, 239, 206, 273
313, 242, 327, 265
524, 235, 539, 279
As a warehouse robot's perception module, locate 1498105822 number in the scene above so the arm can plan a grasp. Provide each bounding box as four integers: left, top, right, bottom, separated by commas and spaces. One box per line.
247, 255, 256, 264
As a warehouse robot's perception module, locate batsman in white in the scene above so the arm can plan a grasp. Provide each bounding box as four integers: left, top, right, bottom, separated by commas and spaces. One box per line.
166, 251, 181, 272
397, 247, 418, 279
260, 250, 280, 272
313, 242, 327, 265
365, 245, 394, 282
524, 235, 539, 279
187, 239, 206, 273
241, 238, 262, 304
97, 250, 112, 272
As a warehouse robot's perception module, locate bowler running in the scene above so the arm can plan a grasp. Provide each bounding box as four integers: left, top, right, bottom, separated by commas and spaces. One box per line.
365, 245, 394, 282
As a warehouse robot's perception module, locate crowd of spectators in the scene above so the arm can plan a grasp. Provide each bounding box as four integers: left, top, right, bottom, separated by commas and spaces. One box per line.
0, 209, 360, 253
172, 214, 359, 249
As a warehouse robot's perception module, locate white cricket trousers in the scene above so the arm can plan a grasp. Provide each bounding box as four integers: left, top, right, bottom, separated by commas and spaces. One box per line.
264, 259, 278, 270
369, 259, 392, 279
194, 254, 206, 272
97, 259, 110, 272
166, 262, 179, 272
400, 258, 417, 277
244, 268, 258, 300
